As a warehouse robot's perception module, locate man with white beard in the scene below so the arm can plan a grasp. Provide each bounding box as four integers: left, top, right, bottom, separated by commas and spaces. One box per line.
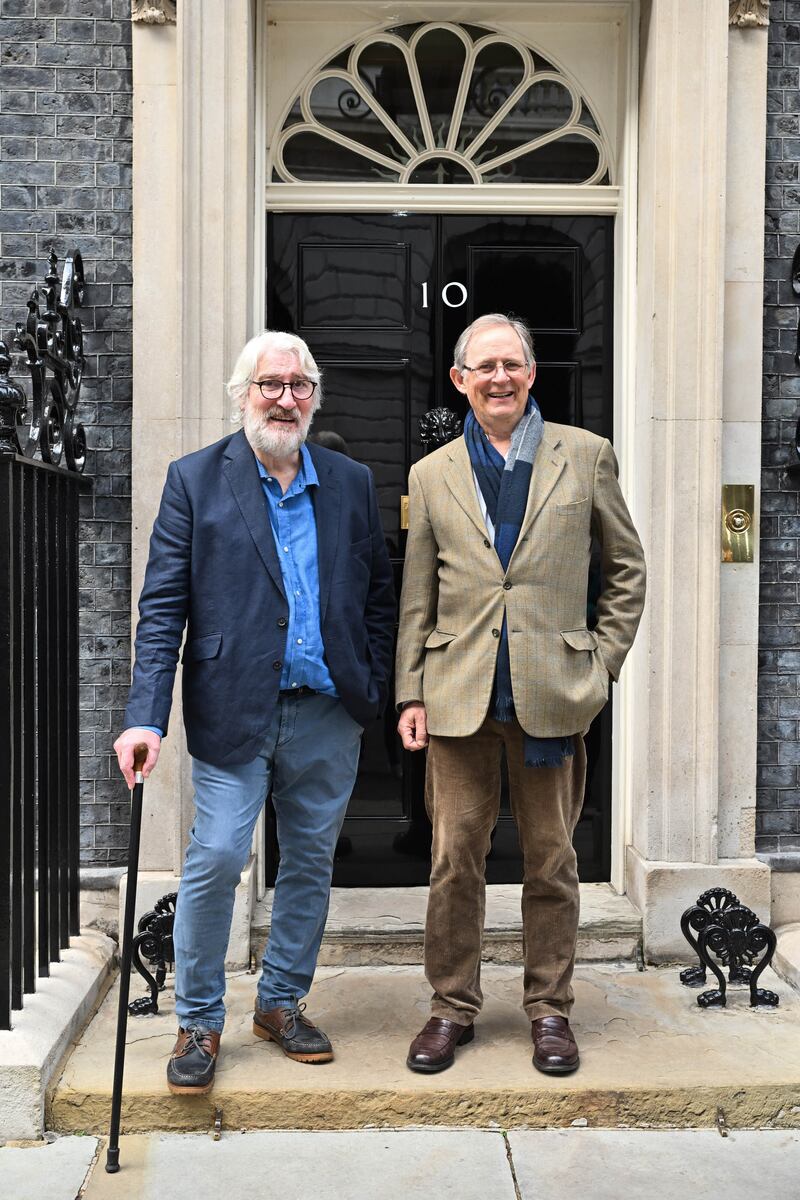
114, 330, 395, 1094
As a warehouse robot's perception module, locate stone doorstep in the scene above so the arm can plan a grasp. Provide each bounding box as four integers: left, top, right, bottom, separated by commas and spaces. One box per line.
50, 961, 800, 1137
251, 883, 643, 966
0, 930, 116, 1141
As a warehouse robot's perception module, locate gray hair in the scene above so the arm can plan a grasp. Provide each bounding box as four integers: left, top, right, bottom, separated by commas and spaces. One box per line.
452, 313, 535, 373
227, 329, 322, 422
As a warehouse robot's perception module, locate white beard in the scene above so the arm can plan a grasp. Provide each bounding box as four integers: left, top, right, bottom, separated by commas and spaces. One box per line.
243, 401, 314, 458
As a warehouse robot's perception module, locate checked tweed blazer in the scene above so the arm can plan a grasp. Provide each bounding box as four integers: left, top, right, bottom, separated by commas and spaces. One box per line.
395, 423, 646, 738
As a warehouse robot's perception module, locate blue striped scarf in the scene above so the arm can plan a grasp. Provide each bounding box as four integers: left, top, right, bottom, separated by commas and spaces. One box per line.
465, 396, 574, 769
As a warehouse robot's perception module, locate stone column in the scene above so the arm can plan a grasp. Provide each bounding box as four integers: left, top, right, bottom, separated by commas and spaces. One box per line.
131, 14, 180, 876
128, 2, 256, 964
175, 0, 256, 866
626, 0, 770, 956
718, 24, 769, 863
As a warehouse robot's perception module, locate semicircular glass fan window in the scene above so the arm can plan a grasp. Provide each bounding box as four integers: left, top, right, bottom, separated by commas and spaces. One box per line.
271, 22, 610, 186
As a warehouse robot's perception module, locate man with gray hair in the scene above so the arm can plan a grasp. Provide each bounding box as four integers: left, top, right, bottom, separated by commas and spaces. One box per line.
396, 314, 645, 1075
114, 329, 394, 1094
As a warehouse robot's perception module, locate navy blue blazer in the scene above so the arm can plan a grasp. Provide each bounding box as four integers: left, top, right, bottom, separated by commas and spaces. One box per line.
123, 430, 396, 766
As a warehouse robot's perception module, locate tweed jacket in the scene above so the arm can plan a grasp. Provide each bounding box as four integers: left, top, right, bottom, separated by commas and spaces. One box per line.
395, 423, 646, 739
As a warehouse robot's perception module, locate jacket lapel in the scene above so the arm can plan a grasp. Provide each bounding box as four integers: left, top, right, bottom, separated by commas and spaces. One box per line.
444, 429, 566, 550
511, 426, 566, 557
443, 437, 490, 540
223, 430, 286, 600
308, 443, 340, 623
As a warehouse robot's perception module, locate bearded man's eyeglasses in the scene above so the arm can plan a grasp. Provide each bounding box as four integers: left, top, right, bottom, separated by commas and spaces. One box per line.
252, 378, 317, 401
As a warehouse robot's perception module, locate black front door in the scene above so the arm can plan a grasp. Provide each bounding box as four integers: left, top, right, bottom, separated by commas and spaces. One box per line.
267, 211, 613, 885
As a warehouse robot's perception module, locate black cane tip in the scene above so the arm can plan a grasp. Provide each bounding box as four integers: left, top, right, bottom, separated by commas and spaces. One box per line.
105, 1149, 121, 1173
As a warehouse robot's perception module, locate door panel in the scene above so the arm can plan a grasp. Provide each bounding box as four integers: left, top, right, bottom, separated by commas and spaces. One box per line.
312, 359, 413, 548
298, 243, 412, 330
267, 211, 613, 885
437, 213, 613, 882
467, 246, 583, 331
439, 215, 612, 437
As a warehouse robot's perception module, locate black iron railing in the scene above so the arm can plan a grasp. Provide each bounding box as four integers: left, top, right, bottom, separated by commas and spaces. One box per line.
0, 251, 90, 1030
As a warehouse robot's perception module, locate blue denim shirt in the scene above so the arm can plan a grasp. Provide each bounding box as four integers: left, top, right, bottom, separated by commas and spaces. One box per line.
139, 444, 338, 737
255, 445, 337, 697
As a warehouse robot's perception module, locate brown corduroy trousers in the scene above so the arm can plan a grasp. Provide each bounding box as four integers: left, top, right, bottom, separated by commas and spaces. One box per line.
424, 717, 587, 1025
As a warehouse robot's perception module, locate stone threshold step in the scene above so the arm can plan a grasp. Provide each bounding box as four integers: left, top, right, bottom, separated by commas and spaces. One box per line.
51, 962, 800, 1136
252, 884, 642, 966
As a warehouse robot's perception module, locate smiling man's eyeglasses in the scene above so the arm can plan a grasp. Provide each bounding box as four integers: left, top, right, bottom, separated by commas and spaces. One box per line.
253, 378, 317, 401
462, 360, 529, 379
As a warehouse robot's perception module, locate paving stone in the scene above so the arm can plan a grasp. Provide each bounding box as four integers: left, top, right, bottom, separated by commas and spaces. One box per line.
0, 1136, 98, 1200
82, 1130, 516, 1200
509, 1130, 800, 1200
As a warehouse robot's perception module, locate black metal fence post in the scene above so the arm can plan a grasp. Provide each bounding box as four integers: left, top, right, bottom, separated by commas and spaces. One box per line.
0, 250, 91, 1030
0, 454, 13, 1031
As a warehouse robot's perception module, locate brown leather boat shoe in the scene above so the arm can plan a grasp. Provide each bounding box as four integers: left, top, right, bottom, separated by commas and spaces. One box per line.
406, 1016, 475, 1074
253, 1001, 333, 1063
531, 1015, 580, 1075
166, 1024, 221, 1094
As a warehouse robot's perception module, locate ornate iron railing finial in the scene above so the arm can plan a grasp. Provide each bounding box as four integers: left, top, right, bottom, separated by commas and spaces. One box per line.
0, 339, 27, 456
10, 249, 87, 473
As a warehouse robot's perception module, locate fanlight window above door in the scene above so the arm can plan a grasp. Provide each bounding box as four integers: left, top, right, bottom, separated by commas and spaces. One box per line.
270, 22, 611, 187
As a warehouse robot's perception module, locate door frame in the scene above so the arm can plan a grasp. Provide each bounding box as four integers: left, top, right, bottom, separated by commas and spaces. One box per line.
255, 0, 641, 894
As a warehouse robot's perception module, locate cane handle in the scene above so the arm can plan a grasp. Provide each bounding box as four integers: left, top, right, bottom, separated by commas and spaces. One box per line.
133, 743, 148, 772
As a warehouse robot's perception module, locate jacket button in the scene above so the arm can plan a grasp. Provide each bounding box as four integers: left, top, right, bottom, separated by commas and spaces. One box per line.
492, 628, 500, 638
277, 617, 287, 627
272, 660, 282, 670
503, 581, 512, 590
483, 538, 490, 548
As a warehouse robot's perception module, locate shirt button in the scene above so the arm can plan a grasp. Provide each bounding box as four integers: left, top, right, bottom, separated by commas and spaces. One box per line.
272, 660, 282, 670
277, 617, 287, 627
278, 502, 284, 508
503, 581, 512, 590
296, 638, 303, 645
295, 590, 301, 597
283, 546, 288, 552
483, 538, 490, 548
492, 628, 500, 638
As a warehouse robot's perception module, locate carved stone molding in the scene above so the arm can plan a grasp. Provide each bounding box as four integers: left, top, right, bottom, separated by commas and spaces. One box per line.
729, 0, 769, 26
132, 0, 176, 23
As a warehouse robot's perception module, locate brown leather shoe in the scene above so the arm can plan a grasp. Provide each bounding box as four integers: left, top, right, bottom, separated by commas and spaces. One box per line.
406, 1017, 474, 1074
531, 1016, 579, 1075
166, 1024, 221, 1094
253, 1001, 333, 1063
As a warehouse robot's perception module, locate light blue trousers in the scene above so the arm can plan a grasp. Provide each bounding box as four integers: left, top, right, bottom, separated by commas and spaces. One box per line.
172, 693, 363, 1032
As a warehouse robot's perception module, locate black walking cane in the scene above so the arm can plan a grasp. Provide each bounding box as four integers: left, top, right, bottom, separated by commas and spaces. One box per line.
105, 742, 148, 1174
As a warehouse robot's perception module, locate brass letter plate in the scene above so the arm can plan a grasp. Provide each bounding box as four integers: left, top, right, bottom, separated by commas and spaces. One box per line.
721, 484, 754, 563
400, 494, 409, 530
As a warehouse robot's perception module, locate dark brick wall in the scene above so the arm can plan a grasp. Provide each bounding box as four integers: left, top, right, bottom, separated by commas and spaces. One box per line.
759, 0, 800, 855
0, 0, 132, 865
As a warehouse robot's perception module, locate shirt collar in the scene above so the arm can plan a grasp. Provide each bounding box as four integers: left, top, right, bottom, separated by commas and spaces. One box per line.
253, 442, 319, 492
